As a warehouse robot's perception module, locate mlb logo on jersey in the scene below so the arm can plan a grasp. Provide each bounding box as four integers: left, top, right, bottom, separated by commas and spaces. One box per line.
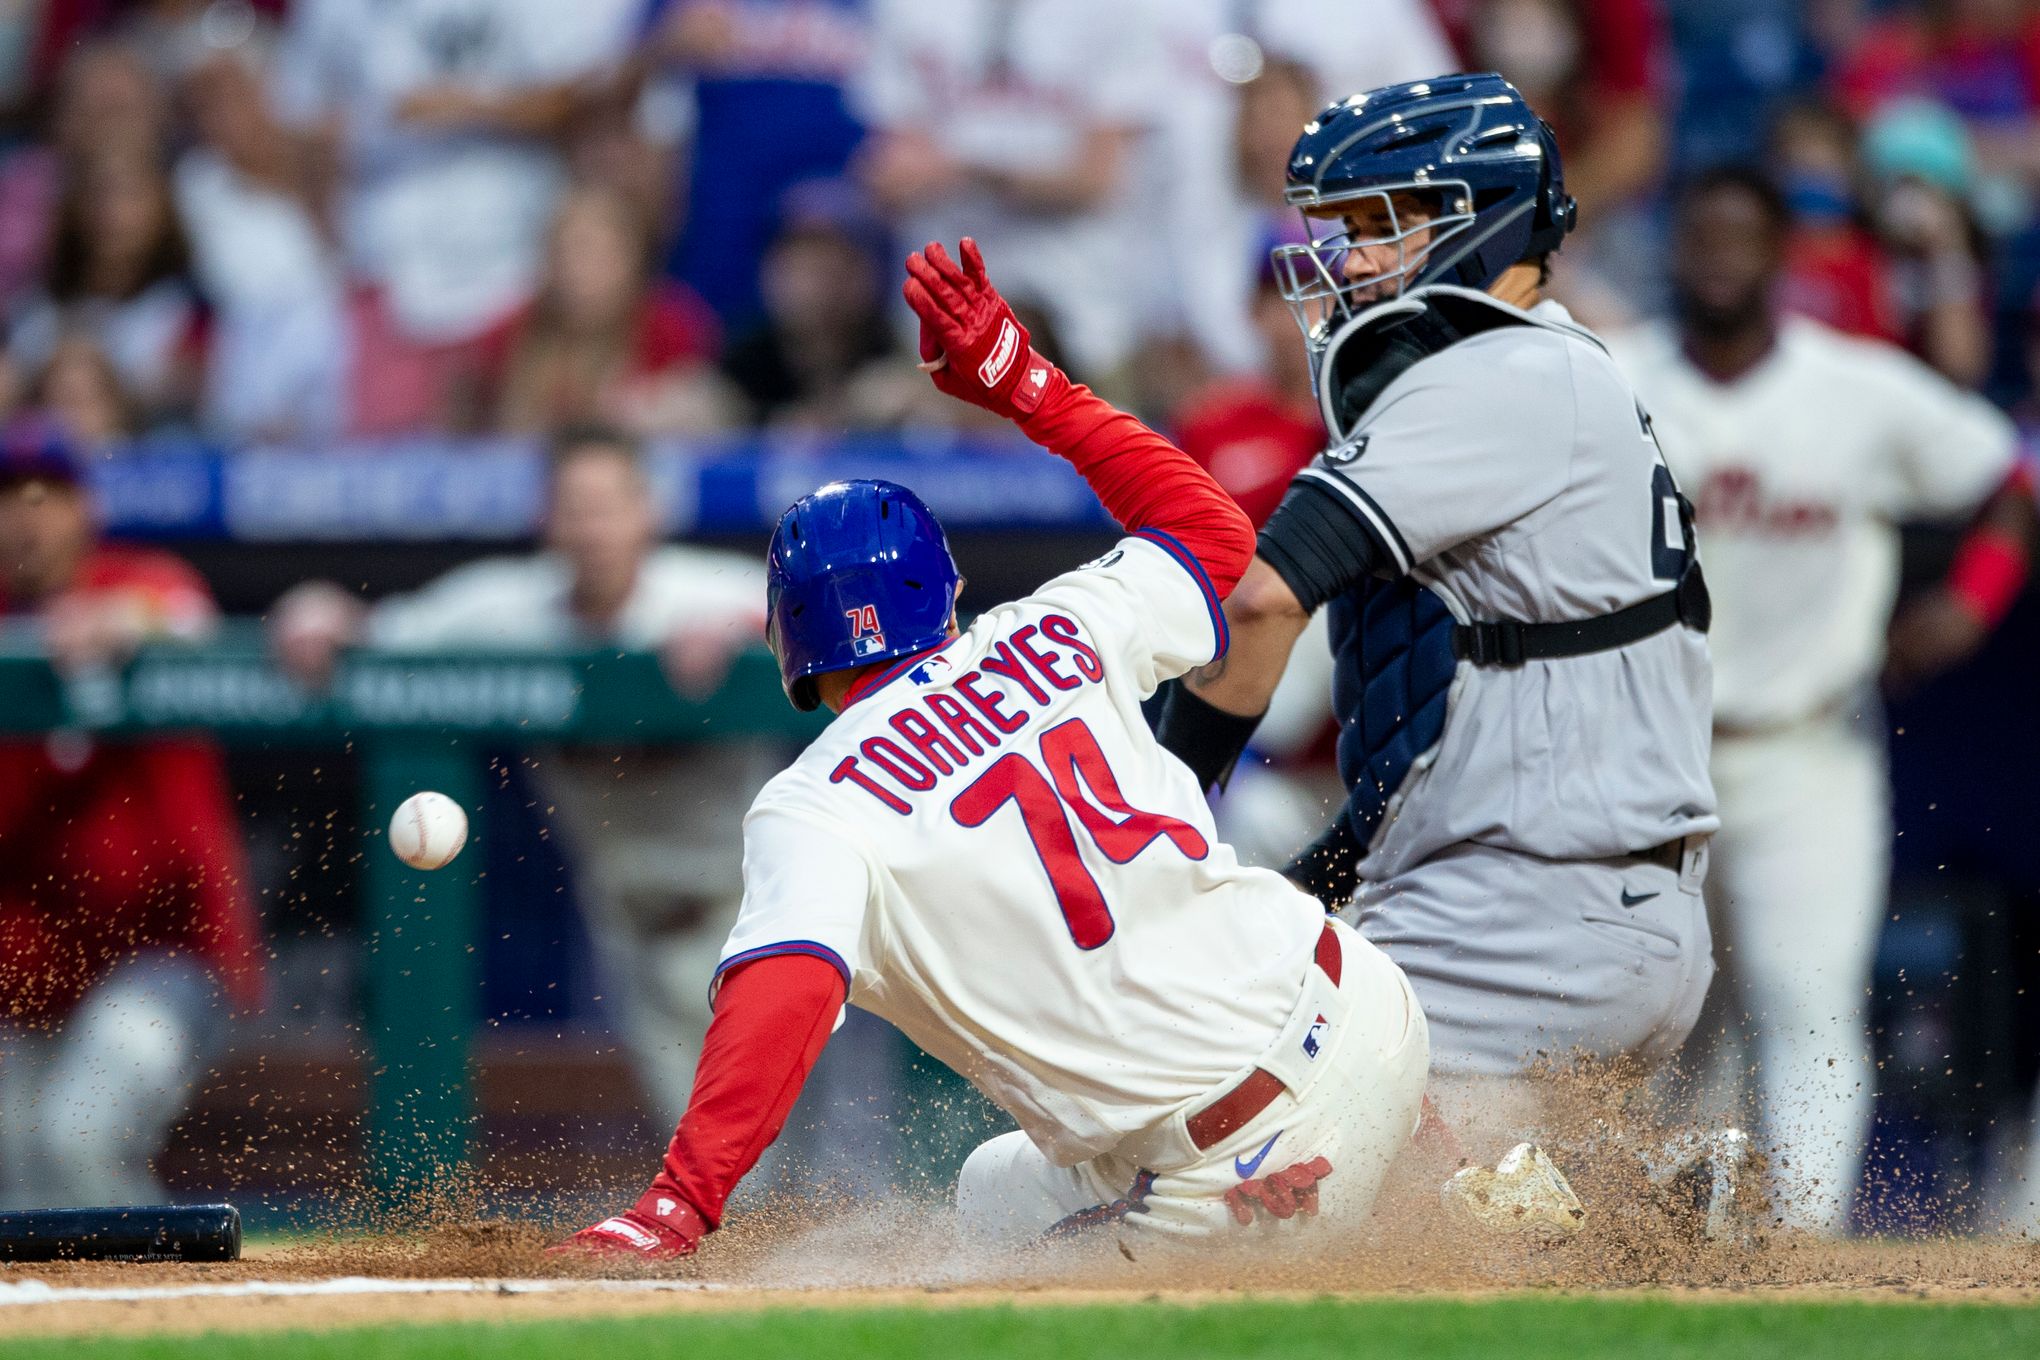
909, 654, 954, 686
846, 604, 886, 657
1302, 1013, 1329, 1060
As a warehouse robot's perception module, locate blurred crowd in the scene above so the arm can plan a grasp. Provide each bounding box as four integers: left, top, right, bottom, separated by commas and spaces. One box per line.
0, 0, 2032, 461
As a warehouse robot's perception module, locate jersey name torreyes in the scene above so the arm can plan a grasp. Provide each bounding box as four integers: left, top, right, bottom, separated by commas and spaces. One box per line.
828, 615, 1105, 814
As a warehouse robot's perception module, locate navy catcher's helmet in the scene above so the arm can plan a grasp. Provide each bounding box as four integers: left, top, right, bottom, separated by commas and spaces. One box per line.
1271, 73, 1576, 342
766, 479, 961, 711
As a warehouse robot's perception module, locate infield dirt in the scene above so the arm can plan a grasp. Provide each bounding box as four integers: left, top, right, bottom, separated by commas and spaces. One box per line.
5, 1066, 2038, 1338
4, 1183, 2038, 1339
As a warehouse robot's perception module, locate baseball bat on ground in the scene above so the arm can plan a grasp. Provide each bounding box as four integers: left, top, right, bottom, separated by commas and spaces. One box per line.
0, 1204, 241, 1262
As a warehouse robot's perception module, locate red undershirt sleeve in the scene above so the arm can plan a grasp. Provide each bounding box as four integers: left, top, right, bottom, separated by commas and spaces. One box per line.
649, 952, 847, 1230
1942, 464, 2035, 630
1019, 380, 1257, 597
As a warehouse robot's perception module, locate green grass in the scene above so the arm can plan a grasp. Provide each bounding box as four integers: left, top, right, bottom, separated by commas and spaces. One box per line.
14, 1296, 2040, 1360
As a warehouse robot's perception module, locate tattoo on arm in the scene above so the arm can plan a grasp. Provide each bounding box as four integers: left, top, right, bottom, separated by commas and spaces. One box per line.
1187, 654, 1229, 689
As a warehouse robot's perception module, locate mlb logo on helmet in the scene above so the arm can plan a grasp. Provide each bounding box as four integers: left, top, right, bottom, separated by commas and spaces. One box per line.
846, 603, 887, 657
1302, 1013, 1330, 1059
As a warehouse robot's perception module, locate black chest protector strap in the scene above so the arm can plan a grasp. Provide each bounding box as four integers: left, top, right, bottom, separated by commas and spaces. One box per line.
1453, 565, 1712, 665
1453, 486, 1713, 666
1322, 287, 1715, 668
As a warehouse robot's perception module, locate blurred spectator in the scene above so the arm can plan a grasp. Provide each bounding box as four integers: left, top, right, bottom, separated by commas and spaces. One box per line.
8, 148, 205, 430
561, 60, 676, 240
268, 426, 770, 1121
1133, 52, 1326, 412
1234, 57, 1325, 217
722, 179, 896, 427
0, 422, 262, 1209
115, 0, 281, 87
30, 334, 136, 445
1663, 0, 1824, 170
1832, 0, 2040, 181
483, 185, 735, 437
270, 0, 642, 433
1434, 0, 1669, 325
43, 36, 167, 165
1769, 99, 1904, 342
1132, 0, 1454, 411
174, 50, 345, 441
1437, 0, 1668, 213
855, 0, 1167, 380
1861, 99, 1997, 387
0, 41, 169, 308
1173, 266, 1320, 529
639, 0, 870, 326
1251, 0, 1456, 100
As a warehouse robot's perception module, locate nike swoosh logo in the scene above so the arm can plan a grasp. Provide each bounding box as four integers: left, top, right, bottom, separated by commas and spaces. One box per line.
1235, 1130, 1282, 1179
1620, 889, 1661, 906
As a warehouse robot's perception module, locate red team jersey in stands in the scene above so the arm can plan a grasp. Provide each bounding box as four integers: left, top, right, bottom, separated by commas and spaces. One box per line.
0, 546, 263, 1019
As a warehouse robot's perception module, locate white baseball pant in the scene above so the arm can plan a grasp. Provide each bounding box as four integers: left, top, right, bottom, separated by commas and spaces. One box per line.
1702, 713, 1889, 1234
954, 920, 1428, 1247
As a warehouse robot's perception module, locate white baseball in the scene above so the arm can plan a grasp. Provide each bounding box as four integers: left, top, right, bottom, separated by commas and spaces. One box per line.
389, 791, 468, 871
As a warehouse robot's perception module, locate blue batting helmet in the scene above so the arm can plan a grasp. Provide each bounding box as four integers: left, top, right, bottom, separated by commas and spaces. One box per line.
1270, 73, 1576, 340
766, 479, 962, 711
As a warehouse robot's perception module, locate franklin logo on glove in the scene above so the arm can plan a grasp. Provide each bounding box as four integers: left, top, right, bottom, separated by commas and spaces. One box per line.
903, 239, 1065, 420
978, 318, 1020, 387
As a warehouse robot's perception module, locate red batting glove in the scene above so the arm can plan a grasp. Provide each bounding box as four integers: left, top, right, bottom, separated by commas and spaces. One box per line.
1224, 1156, 1333, 1227
902, 237, 1066, 421
551, 1183, 710, 1259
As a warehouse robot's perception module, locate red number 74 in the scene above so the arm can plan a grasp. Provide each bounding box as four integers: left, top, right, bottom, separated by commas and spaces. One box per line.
949, 718, 1208, 949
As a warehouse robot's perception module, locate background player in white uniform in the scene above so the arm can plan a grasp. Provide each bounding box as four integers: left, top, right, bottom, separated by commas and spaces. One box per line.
559, 240, 1429, 1258
1157, 75, 1718, 1147
1606, 167, 2038, 1235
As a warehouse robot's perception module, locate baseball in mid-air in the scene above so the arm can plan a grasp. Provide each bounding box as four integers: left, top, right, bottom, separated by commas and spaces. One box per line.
389, 791, 468, 870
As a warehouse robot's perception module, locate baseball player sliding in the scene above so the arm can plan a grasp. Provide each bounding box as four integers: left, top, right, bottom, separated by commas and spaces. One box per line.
558, 239, 1433, 1256
1607, 166, 2038, 1235
1155, 75, 1720, 1160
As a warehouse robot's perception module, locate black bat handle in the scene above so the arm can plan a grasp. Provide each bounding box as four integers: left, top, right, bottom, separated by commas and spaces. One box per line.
0, 1204, 241, 1262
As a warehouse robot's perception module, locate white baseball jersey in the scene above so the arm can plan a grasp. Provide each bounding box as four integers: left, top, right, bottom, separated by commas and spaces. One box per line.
1608, 317, 2017, 730
719, 533, 1329, 1166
